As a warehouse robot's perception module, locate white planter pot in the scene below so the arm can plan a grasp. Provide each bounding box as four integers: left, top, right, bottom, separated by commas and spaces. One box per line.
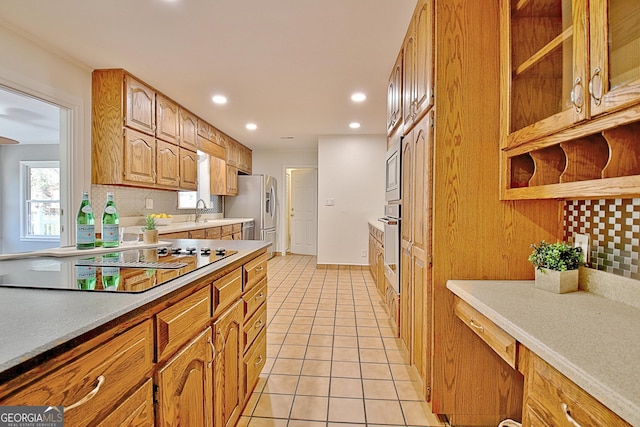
534, 268, 579, 294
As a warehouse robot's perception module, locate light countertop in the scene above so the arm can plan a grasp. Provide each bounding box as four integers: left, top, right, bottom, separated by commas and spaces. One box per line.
122, 217, 254, 235
447, 279, 640, 426
0, 239, 269, 381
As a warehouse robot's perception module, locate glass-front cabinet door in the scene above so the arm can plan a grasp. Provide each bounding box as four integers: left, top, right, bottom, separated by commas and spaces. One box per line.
504, 0, 588, 148
589, 0, 640, 116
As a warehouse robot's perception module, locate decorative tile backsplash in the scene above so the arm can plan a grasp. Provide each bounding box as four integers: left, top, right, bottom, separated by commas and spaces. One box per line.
90, 185, 223, 217
564, 198, 640, 279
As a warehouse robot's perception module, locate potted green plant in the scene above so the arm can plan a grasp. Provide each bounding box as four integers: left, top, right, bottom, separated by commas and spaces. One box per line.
142, 214, 158, 244
528, 240, 584, 293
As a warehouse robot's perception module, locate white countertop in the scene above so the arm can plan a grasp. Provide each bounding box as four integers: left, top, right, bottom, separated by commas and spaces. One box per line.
154, 218, 253, 234
447, 279, 640, 426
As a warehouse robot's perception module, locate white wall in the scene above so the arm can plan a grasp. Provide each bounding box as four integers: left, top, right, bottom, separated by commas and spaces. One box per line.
248, 148, 318, 255
0, 23, 92, 248
317, 135, 386, 265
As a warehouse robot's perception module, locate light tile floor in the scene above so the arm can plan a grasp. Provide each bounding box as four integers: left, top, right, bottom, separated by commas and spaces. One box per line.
238, 255, 445, 427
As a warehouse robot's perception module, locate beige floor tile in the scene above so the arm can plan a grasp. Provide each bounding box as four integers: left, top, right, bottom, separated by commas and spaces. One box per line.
328, 397, 366, 423
305, 345, 332, 360
291, 316, 314, 325
333, 335, 359, 348
308, 334, 334, 347
365, 399, 405, 425
358, 336, 384, 349
331, 361, 361, 378
361, 362, 393, 380
301, 360, 332, 377
311, 325, 335, 335
327, 423, 366, 427
295, 309, 316, 317
247, 417, 289, 427
268, 323, 290, 333
359, 348, 388, 363
296, 375, 331, 396
270, 358, 303, 376
316, 310, 335, 318
356, 318, 378, 327
242, 392, 260, 416
290, 395, 329, 421
331, 347, 360, 362
262, 374, 300, 395
329, 377, 363, 398
395, 380, 425, 401
267, 344, 282, 358
401, 400, 443, 426
288, 324, 312, 334
362, 379, 398, 400
289, 421, 326, 427
334, 326, 357, 336
278, 344, 307, 359
334, 317, 356, 326
314, 317, 335, 326
357, 326, 381, 337
267, 332, 286, 345
252, 394, 294, 418
283, 334, 310, 346
386, 348, 410, 365
390, 363, 418, 381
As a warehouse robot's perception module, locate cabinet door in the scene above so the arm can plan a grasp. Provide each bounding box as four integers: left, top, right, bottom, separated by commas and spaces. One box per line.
387, 50, 403, 135
589, 0, 640, 116
412, 0, 435, 124
226, 139, 238, 167
504, 0, 589, 148
227, 166, 239, 196
198, 119, 213, 141
124, 128, 156, 185
210, 156, 227, 195
156, 94, 180, 144
180, 148, 198, 190
156, 327, 214, 427
179, 108, 198, 151
156, 140, 180, 188
402, 25, 416, 134
189, 228, 206, 239
214, 301, 244, 427
125, 74, 155, 135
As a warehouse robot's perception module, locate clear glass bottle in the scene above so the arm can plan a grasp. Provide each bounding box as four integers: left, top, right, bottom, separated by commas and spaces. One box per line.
76, 191, 95, 250
102, 192, 119, 248
76, 264, 96, 290
101, 253, 121, 291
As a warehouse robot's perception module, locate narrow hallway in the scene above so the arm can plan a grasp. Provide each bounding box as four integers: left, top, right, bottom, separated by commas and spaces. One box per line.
238, 255, 444, 427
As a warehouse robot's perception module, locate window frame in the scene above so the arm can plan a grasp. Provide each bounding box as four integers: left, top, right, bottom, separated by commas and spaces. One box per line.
20, 160, 61, 242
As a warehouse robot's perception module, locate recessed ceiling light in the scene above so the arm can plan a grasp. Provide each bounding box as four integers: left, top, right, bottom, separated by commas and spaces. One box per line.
246, 123, 257, 130
351, 93, 366, 102
349, 122, 361, 129
212, 95, 227, 105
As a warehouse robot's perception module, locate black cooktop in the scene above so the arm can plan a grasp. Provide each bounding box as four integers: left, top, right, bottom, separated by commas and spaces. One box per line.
0, 241, 237, 293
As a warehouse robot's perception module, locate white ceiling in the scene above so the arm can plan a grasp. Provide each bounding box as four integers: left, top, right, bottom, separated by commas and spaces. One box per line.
0, 0, 415, 150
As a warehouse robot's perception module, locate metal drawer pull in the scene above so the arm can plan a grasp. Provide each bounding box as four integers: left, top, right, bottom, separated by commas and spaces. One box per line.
469, 318, 484, 333
254, 319, 264, 329
254, 265, 264, 273
561, 403, 583, 427
66, 375, 105, 411
254, 354, 263, 366
207, 336, 216, 368
255, 292, 264, 301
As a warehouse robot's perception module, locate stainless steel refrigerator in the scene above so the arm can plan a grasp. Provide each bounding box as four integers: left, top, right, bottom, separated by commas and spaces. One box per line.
225, 175, 277, 258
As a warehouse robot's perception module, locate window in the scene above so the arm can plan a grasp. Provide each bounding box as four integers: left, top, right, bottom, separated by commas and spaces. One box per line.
21, 161, 60, 240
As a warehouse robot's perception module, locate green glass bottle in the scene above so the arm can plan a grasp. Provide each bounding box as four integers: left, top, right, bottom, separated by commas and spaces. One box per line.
102, 192, 120, 248
101, 253, 121, 291
76, 191, 95, 249
76, 263, 97, 290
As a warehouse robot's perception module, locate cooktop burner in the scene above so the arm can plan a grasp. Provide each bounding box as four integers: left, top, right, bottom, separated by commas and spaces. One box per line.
0, 240, 237, 293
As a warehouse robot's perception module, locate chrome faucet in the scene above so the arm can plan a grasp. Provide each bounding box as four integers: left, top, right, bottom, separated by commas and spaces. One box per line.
195, 198, 207, 222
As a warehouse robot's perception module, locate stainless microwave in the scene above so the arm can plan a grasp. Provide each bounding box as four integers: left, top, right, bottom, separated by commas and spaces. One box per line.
385, 139, 401, 203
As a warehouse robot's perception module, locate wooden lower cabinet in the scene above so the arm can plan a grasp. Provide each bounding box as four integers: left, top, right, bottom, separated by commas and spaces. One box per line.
213, 300, 244, 427
156, 327, 214, 427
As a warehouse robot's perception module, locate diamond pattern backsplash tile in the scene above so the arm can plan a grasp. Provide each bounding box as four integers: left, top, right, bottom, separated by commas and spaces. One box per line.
564, 198, 640, 279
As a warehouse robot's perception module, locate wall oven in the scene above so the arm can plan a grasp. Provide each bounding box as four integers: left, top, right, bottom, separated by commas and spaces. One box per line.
378, 204, 400, 294
385, 139, 402, 203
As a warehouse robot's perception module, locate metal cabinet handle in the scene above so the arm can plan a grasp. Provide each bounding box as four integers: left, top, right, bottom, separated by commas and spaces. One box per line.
570, 77, 584, 113
589, 67, 603, 106
561, 403, 583, 427
469, 318, 485, 333
255, 265, 264, 273
66, 375, 105, 411
254, 319, 264, 330
255, 292, 264, 301
254, 354, 264, 366
207, 336, 216, 368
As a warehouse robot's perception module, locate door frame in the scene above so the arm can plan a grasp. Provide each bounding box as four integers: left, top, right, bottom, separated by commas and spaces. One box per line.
281, 165, 318, 256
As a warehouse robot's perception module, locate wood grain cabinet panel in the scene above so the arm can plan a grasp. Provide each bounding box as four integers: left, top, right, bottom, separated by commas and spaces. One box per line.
179, 108, 198, 151
95, 379, 154, 427
243, 330, 266, 403
125, 74, 155, 135
243, 278, 267, 321
213, 267, 243, 316
156, 94, 180, 145
156, 139, 180, 188
189, 228, 206, 239
210, 155, 228, 196
244, 252, 268, 292
123, 128, 156, 185
242, 303, 266, 352
179, 147, 198, 191
0, 320, 154, 427
206, 226, 222, 239
227, 166, 239, 195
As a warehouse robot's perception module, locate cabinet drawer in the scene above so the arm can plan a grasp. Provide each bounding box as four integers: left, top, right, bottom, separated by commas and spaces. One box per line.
244, 330, 266, 398
95, 378, 154, 427
213, 267, 243, 316
525, 351, 631, 427
189, 228, 206, 239
222, 224, 233, 236
244, 252, 268, 291
157, 286, 211, 361
205, 226, 221, 239
243, 278, 267, 321
233, 232, 242, 240
122, 270, 154, 292
232, 223, 242, 233
454, 296, 517, 368
1, 320, 154, 426
243, 303, 267, 353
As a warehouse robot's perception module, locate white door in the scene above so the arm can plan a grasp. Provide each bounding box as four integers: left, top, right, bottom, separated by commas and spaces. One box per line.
290, 169, 317, 255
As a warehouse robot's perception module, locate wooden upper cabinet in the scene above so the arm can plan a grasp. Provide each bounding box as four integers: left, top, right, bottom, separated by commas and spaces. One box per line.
125, 74, 155, 135
198, 119, 214, 141
210, 156, 227, 195
156, 139, 180, 188
123, 128, 156, 185
226, 166, 239, 196
180, 148, 198, 191
179, 109, 198, 151
589, 0, 640, 117
156, 94, 180, 144
387, 49, 403, 136
226, 138, 239, 167
402, 0, 434, 135
215, 131, 227, 148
